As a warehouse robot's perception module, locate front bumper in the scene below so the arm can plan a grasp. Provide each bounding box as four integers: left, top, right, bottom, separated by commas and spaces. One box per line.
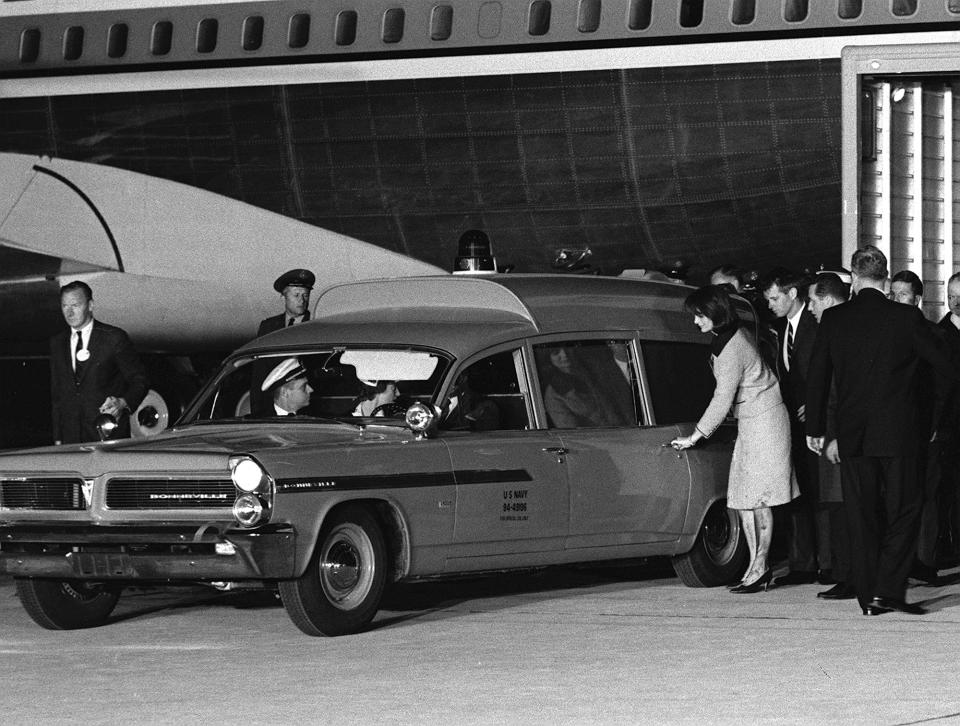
0, 522, 296, 582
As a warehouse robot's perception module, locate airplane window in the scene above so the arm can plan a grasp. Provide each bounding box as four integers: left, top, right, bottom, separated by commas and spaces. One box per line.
63, 26, 84, 61
950, 0, 960, 14
108, 24, 129, 58
19, 28, 40, 63
731, 0, 755, 25
528, 1, 552, 36
628, 0, 652, 30
243, 16, 264, 52
430, 6, 453, 41
578, 0, 602, 33
838, 0, 863, 19
382, 8, 405, 43
892, 0, 917, 16
196, 18, 218, 54
289, 13, 310, 48
151, 21, 173, 56
335, 11, 357, 46
784, 0, 809, 23
679, 0, 703, 28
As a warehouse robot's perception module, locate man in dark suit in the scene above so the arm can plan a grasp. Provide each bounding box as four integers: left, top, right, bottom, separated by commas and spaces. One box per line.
938, 272, 960, 563
806, 246, 952, 616
50, 281, 149, 444
762, 268, 823, 587
256, 268, 316, 336
890, 270, 943, 585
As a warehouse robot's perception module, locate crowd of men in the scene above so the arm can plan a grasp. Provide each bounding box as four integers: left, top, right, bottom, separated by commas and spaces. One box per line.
710, 250, 960, 615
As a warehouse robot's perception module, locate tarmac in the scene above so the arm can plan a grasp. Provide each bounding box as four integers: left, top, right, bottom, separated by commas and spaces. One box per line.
0, 561, 959, 725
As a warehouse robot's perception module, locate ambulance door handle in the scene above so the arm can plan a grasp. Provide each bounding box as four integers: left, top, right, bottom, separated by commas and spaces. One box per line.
541, 446, 568, 463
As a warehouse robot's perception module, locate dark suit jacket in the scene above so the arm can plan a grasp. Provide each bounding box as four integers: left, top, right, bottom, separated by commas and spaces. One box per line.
806, 288, 952, 459
257, 310, 310, 337
774, 305, 818, 423
49, 320, 149, 444
937, 314, 960, 438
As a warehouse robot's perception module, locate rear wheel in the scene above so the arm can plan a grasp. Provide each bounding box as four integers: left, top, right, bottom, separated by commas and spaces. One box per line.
279, 505, 387, 636
671, 501, 748, 587
15, 578, 120, 629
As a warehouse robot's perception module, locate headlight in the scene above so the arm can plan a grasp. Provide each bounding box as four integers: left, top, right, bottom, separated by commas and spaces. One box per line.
233, 494, 264, 526
230, 457, 265, 493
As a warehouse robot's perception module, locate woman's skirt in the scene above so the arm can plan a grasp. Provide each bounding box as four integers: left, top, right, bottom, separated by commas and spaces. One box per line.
727, 400, 797, 510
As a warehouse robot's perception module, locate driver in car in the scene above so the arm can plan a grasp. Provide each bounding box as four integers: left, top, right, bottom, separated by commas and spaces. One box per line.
352, 380, 405, 417
262, 358, 313, 416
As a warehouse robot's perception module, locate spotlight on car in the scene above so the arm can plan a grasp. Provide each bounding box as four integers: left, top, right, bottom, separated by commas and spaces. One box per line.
95, 413, 119, 441
233, 494, 264, 527
405, 402, 437, 439
230, 456, 266, 493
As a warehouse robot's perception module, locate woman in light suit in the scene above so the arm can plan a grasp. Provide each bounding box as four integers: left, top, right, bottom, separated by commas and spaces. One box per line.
671, 286, 796, 593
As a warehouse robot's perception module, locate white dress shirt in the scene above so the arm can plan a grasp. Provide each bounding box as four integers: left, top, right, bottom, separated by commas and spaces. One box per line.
70, 319, 94, 372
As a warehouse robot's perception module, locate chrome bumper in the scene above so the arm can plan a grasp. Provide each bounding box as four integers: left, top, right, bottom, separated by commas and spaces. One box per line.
0, 522, 296, 581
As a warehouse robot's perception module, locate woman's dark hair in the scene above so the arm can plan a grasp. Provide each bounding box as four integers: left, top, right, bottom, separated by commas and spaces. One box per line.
357, 380, 395, 401
683, 285, 739, 333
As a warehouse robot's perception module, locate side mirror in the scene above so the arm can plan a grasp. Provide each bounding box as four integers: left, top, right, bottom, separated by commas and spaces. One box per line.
95, 413, 119, 441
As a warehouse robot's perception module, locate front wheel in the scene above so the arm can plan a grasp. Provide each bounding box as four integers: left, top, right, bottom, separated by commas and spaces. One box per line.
279, 505, 387, 636
15, 578, 120, 629
671, 501, 748, 587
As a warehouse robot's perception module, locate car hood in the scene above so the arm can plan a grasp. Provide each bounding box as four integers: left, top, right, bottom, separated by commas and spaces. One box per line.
0, 421, 414, 477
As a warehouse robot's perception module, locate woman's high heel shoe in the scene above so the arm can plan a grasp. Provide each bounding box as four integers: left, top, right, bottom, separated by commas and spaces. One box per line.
730, 569, 772, 594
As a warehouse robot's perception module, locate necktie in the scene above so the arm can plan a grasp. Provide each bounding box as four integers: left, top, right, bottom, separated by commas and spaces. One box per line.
287, 317, 296, 327
786, 323, 795, 370
74, 332, 85, 379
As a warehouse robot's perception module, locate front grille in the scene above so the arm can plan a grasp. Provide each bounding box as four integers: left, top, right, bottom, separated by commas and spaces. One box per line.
105, 478, 234, 509
0, 478, 85, 510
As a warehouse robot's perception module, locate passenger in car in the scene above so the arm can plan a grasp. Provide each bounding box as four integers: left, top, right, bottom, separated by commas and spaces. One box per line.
352, 380, 403, 417
443, 371, 501, 431
539, 345, 634, 428
670, 285, 796, 594
261, 358, 313, 416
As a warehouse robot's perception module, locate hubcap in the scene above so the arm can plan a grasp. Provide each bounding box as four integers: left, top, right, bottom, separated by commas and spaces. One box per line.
702, 505, 739, 565
318, 523, 375, 611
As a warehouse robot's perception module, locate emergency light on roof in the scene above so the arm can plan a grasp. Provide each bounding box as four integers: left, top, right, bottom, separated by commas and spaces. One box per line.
453, 229, 497, 275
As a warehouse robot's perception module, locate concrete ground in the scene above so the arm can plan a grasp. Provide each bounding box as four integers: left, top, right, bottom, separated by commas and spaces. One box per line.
1, 562, 958, 725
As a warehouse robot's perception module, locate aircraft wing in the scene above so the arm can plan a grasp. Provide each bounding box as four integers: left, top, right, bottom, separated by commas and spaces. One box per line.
0, 153, 446, 354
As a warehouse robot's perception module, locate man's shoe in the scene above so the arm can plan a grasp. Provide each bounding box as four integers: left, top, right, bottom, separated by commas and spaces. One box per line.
817, 583, 856, 600
909, 562, 940, 586
817, 569, 837, 585
774, 570, 817, 587
870, 596, 926, 615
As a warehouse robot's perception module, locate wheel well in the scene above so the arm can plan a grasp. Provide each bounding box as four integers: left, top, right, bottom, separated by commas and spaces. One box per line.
320, 499, 409, 583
